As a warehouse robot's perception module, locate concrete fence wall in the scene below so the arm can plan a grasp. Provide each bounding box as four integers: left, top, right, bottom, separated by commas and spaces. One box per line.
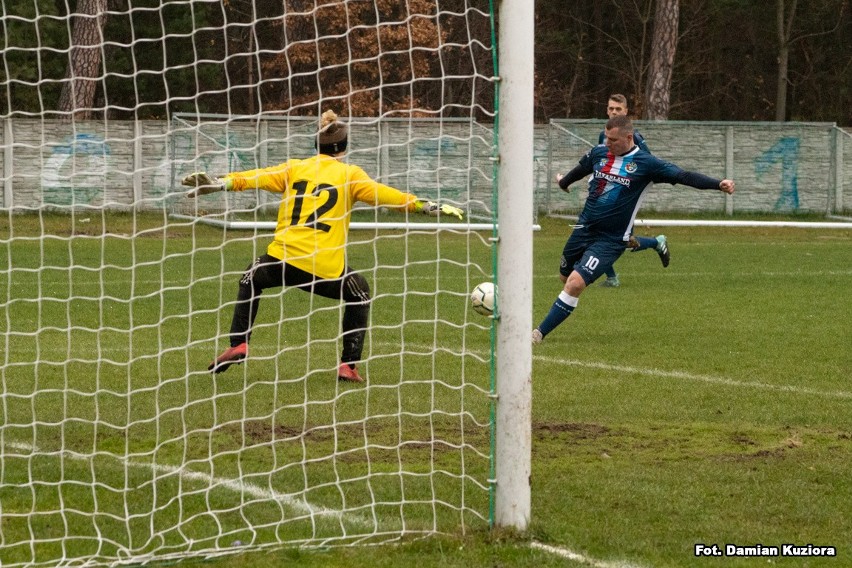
1, 117, 848, 216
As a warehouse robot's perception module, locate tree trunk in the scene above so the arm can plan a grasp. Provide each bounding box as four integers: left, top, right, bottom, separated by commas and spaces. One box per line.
775, 0, 797, 121
643, 0, 679, 120
58, 0, 108, 120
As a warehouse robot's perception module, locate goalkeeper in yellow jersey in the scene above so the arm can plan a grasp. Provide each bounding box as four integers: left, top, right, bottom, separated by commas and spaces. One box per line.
182, 110, 464, 381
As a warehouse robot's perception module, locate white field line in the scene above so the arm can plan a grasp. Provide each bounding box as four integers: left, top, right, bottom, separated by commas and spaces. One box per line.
532, 353, 852, 400
530, 541, 647, 568
371, 342, 852, 401
3, 441, 372, 529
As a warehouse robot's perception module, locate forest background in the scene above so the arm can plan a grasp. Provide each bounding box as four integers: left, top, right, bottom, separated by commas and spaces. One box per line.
1, 0, 850, 126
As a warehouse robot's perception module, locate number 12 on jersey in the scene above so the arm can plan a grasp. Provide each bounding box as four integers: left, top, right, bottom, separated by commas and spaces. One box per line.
290, 180, 339, 232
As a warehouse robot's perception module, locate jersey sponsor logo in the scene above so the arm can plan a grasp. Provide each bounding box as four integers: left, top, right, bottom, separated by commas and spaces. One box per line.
592, 170, 631, 187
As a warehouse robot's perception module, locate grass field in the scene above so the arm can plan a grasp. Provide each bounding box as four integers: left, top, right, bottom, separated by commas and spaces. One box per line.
1, 213, 850, 567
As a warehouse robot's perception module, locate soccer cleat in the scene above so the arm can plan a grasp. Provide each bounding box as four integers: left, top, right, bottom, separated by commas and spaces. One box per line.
531, 328, 543, 345
599, 275, 620, 287
208, 343, 248, 374
337, 362, 365, 383
655, 235, 670, 268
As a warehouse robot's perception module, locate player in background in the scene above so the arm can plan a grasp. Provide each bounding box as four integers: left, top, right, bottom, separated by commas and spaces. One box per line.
182, 110, 464, 381
533, 115, 734, 345
595, 94, 669, 287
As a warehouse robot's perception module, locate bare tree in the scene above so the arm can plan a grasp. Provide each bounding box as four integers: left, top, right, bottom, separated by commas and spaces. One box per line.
58, 0, 108, 119
565, 0, 655, 115
774, 0, 796, 121
774, 0, 847, 121
643, 0, 679, 119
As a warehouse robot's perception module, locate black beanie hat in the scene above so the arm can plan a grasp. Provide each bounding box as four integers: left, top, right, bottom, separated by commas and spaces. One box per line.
317, 110, 348, 154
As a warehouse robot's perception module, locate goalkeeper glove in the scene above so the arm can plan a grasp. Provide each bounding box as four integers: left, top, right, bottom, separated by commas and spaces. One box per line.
181, 172, 231, 198
417, 200, 464, 221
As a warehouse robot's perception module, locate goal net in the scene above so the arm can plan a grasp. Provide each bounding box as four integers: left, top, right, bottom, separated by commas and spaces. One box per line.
0, 1, 503, 565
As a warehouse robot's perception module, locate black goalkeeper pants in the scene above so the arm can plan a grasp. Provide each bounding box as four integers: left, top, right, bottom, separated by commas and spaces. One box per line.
229, 254, 371, 365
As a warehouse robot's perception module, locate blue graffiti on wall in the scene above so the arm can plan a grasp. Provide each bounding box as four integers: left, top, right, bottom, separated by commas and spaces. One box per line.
754, 137, 800, 211
42, 133, 112, 206
413, 137, 457, 157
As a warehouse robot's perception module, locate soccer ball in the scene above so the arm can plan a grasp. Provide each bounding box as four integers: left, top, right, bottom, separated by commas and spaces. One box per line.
470, 282, 497, 316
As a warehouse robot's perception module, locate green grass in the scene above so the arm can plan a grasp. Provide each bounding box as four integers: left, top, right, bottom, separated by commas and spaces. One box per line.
1, 213, 851, 567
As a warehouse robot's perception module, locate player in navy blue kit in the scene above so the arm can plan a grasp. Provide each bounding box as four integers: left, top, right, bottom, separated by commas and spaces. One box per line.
599, 95, 650, 152
532, 115, 735, 344
596, 94, 668, 288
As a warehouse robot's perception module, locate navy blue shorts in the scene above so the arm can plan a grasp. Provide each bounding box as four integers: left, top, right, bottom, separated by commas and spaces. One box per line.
560, 227, 626, 285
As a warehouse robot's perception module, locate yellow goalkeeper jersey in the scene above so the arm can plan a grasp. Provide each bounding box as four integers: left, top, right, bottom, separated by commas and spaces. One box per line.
224, 155, 419, 279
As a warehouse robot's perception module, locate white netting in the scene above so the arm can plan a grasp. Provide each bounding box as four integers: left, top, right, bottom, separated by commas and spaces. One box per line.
0, 2, 498, 566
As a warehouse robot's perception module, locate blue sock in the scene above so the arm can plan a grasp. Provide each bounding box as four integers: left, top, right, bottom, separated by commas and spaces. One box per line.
536, 291, 579, 337
604, 265, 617, 278
631, 235, 658, 252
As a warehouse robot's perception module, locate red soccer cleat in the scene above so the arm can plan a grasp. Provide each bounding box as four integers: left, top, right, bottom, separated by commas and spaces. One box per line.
337, 363, 364, 383
208, 343, 248, 374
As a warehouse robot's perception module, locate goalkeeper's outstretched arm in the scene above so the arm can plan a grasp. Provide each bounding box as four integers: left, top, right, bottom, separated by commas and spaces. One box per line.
352, 171, 465, 221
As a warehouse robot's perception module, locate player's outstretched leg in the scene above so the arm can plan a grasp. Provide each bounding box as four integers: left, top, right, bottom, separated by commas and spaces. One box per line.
208, 255, 282, 374
628, 234, 669, 267
338, 271, 370, 383
532, 291, 579, 345
629, 235, 658, 251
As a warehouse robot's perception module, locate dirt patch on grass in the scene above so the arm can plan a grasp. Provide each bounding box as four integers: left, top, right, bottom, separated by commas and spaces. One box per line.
219, 418, 489, 455
533, 422, 613, 442
220, 419, 334, 444
718, 432, 805, 462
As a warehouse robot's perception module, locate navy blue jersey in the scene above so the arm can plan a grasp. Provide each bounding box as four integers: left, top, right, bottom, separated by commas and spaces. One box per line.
599, 130, 650, 153
559, 145, 721, 241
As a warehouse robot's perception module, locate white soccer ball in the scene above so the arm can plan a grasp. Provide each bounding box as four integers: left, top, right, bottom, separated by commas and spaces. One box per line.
470, 282, 497, 316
